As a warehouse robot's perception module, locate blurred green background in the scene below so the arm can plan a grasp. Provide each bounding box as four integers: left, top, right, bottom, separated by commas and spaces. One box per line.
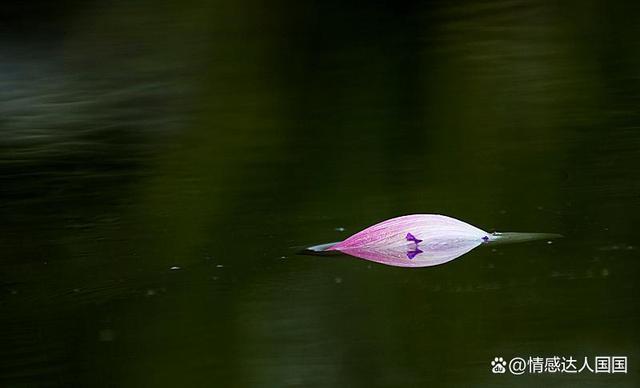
0, 0, 639, 386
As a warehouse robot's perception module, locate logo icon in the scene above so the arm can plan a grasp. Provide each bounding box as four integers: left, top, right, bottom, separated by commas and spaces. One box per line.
491, 357, 507, 373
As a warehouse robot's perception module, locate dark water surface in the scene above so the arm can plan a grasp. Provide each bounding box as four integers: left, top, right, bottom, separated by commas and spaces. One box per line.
1, 1, 639, 387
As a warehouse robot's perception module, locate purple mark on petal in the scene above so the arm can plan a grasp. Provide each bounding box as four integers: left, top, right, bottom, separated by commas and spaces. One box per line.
406, 233, 423, 244
406, 248, 423, 260
482, 236, 489, 242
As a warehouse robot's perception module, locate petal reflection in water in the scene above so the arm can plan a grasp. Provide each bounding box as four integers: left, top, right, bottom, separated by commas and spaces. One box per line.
334, 239, 482, 267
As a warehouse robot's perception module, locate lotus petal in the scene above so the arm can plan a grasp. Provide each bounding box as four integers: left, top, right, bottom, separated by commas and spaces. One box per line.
300, 215, 562, 267
326, 214, 491, 267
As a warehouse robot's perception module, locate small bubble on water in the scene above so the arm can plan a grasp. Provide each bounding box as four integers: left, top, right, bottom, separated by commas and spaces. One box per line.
547, 240, 553, 245
601, 268, 609, 277
170, 266, 181, 271
334, 227, 345, 232
334, 277, 343, 284
145, 289, 156, 296
216, 264, 224, 268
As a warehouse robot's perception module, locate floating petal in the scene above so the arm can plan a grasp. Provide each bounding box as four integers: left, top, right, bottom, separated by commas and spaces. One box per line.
328, 214, 489, 251
325, 214, 490, 267
300, 214, 562, 268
